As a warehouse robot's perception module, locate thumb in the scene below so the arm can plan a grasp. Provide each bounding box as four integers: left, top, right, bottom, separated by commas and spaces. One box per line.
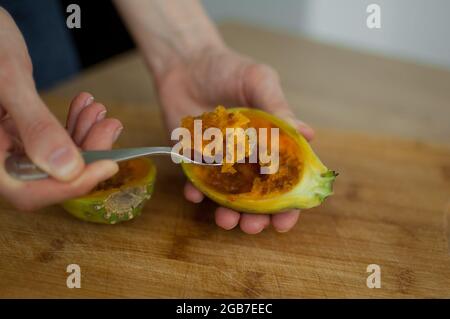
6, 93, 84, 181
243, 63, 315, 141
272, 110, 315, 142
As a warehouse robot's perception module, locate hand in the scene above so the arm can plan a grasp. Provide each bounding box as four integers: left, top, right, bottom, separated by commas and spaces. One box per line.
0, 9, 121, 210
114, 0, 313, 233
0, 92, 123, 210
156, 47, 314, 234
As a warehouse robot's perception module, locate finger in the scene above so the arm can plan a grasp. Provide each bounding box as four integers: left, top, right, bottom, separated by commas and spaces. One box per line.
72, 102, 107, 145
81, 118, 123, 150
293, 120, 314, 141
277, 116, 314, 141
243, 64, 314, 141
0, 106, 6, 120
0, 159, 118, 211
3, 92, 83, 181
271, 107, 314, 140
0, 22, 83, 181
0, 115, 17, 135
239, 213, 270, 234
66, 92, 94, 135
215, 207, 240, 230
0, 117, 23, 152
243, 64, 288, 113
0, 126, 12, 152
271, 210, 300, 233
184, 182, 204, 203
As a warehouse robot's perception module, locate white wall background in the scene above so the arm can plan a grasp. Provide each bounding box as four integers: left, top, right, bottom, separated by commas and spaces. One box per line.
203, 0, 450, 70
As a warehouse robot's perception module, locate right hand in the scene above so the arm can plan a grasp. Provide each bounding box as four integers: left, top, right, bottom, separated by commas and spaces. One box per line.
0, 8, 121, 211
156, 46, 314, 234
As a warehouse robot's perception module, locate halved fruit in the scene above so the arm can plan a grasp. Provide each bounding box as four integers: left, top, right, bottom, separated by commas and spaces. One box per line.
62, 158, 156, 224
181, 106, 336, 214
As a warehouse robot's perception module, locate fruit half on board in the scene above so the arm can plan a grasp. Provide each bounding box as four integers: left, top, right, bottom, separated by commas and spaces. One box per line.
62, 158, 156, 224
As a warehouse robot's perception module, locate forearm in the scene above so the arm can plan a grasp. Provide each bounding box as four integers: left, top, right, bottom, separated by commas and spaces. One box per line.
113, 0, 225, 79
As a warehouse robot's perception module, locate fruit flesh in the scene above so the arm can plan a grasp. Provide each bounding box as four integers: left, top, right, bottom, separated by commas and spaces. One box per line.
182, 105, 253, 174
91, 159, 152, 195
184, 108, 302, 199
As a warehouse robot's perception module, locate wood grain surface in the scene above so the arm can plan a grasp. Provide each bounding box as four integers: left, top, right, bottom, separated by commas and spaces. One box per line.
0, 23, 449, 297
1, 98, 449, 298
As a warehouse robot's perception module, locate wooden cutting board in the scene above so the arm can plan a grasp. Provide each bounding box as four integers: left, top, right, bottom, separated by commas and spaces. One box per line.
0, 98, 449, 298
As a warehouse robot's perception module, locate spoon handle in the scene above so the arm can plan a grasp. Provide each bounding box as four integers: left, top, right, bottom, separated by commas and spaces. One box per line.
5, 147, 161, 181
5, 147, 219, 181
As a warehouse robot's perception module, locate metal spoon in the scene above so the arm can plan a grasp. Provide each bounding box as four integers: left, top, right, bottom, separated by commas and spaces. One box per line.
5, 146, 221, 181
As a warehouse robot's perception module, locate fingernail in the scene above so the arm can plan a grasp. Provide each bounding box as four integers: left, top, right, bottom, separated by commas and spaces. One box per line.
113, 126, 123, 142
297, 120, 311, 130
291, 119, 314, 140
96, 110, 107, 122
301, 126, 314, 138
84, 96, 94, 107
275, 227, 291, 233
48, 146, 80, 179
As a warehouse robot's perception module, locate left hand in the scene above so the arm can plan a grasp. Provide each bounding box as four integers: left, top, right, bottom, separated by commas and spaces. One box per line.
155, 47, 314, 234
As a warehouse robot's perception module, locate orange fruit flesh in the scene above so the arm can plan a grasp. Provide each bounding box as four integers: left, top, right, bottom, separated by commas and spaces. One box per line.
183, 107, 303, 199
93, 159, 151, 192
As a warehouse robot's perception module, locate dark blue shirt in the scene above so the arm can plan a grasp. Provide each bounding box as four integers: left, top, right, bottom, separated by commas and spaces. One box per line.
1, 0, 81, 90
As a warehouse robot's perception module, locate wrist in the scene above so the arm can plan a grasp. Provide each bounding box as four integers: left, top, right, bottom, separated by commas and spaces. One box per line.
114, 0, 227, 82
